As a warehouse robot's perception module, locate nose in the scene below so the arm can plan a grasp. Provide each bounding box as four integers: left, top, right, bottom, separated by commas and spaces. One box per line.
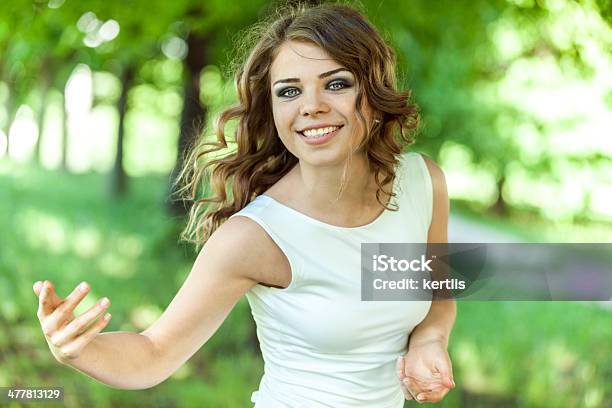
299, 88, 330, 117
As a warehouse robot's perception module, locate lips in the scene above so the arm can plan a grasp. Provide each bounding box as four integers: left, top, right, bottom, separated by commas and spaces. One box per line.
298, 125, 344, 137
297, 125, 344, 145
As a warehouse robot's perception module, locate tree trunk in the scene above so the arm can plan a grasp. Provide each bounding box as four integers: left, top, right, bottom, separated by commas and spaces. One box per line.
35, 66, 50, 165
166, 32, 208, 215
492, 176, 508, 216
111, 65, 135, 198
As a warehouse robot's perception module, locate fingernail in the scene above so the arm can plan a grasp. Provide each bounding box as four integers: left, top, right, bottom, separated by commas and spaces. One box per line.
100, 298, 110, 307
79, 282, 89, 292
452, 379, 456, 387
104, 313, 112, 321
417, 394, 424, 401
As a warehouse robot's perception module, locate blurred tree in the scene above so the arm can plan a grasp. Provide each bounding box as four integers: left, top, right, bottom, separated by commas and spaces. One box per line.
1, 0, 608, 221
166, 28, 209, 214
164, 0, 271, 214
111, 64, 134, 196
364, 0, 610, 218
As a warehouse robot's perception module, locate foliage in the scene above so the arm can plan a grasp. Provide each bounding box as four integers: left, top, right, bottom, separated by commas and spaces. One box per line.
1, 164, 610, 407
0, 1, 611, 406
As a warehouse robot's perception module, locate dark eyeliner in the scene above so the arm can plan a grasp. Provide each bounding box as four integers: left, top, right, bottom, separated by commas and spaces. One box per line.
276, 87, 299, 98
276, 78, 353, 98
328, 78, 353, 89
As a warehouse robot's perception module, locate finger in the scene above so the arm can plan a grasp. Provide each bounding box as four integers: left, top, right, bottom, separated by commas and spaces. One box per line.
396, 356, 406, 380
415, 386, 450, 403
402, 378, 425, 403
399, 380, 414, 400
403, 377, 446, 403
66, 297, 111, 337
396, 356, 414, 400
45, 282, 91, 332
36, 281, 63, 303
50, 297, 110, 347
62, 313, 111, 358
434, 361, 455, 389
404, 374, 445, 390
33, 281, 43, 295
402, 379, 425, 403
53, 282, 90, 318
37, 281, 61, 318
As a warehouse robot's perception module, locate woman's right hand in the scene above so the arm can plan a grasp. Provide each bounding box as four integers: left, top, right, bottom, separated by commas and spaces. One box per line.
33, 280, 112, 364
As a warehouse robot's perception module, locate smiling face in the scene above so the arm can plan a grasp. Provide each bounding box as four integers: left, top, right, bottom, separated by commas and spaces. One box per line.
270, 40, 373, 167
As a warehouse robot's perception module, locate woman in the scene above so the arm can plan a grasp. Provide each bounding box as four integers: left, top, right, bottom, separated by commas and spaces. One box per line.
33, 3, 456, 406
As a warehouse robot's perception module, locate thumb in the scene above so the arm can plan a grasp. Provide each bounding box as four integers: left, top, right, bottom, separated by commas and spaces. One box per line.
33, 281, 43, 295
33, 281, 63, 307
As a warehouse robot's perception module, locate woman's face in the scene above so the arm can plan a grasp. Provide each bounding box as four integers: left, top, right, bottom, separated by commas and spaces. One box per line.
269, 40, 373, 167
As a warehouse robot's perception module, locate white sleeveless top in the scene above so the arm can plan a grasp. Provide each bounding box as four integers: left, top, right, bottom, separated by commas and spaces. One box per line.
229, 152, 433, 408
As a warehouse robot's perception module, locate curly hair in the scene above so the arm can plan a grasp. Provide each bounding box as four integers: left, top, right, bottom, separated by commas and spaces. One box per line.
173, 1, 419, 250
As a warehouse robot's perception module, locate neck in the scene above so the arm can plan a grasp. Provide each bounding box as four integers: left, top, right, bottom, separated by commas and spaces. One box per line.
293, 154, 383, 213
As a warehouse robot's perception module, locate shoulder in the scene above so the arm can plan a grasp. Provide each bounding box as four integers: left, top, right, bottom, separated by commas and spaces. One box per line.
402, 152, 448, 202
205, 215, 290, 287
419, 154, 447, 199
415, 154, 449, 241
399, 152, 447, 199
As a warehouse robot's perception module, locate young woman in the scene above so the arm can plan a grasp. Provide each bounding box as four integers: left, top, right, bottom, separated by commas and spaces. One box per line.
34, 3, 456, 406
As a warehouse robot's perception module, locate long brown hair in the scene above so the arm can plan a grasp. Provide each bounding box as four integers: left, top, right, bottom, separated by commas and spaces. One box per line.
173, 2, 419, 249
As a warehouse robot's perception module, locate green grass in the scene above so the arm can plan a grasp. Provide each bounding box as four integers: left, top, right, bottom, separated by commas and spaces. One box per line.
1, 161, 610, 407
0, 162, 262, 407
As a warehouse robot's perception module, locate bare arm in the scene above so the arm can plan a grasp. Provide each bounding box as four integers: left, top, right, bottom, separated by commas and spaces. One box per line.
397, 155, 456, 403
63, 331, 161, 390
34, 216, 266, 390
408, 155, 456, 348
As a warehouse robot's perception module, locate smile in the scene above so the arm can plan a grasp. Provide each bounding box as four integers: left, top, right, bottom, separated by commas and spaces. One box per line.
297, 125, 344, 145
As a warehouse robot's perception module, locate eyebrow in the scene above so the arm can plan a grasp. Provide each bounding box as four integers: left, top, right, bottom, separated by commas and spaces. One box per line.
272, 68, 351, 87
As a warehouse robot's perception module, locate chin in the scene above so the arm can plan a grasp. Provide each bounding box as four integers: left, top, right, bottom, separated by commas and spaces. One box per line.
298, 149, 352, 168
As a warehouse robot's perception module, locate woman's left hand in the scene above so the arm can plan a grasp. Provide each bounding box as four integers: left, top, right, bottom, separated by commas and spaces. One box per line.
396, 339, 455, 403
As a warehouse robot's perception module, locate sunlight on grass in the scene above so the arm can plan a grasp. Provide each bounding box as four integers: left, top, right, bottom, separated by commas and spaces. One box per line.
454, 340, 507, 395
547, 341, 578, 373
584, 387, 605, 407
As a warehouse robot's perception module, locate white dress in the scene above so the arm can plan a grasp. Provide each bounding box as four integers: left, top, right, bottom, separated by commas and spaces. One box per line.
229, 152, 433, 407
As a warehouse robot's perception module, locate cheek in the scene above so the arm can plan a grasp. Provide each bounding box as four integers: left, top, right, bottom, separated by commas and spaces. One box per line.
346, 102, 368, 135
272, 104, 294, 131
271, 106, 297, 151
354, 98, 374, 133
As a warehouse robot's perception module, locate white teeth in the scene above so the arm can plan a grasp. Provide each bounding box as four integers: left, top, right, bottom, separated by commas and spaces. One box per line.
302, 126, 340, 138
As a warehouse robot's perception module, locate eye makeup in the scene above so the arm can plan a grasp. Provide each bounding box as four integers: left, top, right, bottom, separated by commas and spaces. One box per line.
275, 77, 354, 98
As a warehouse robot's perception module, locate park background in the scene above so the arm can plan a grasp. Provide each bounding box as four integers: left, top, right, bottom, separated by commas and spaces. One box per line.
1, 0, 610, 406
